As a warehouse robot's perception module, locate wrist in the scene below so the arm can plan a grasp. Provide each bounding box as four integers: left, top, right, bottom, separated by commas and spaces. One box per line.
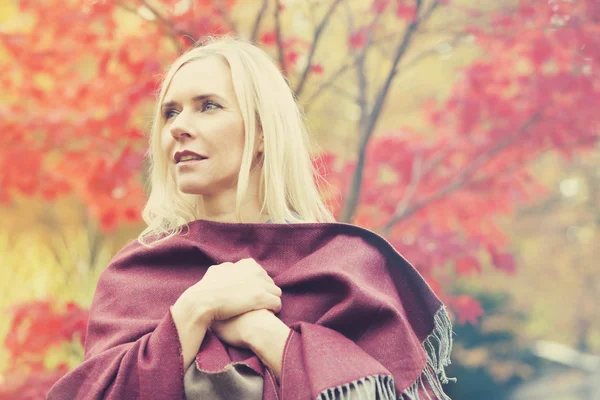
246, 315, 291, 382
246, 317, 291, 354
174, 290, 213, 329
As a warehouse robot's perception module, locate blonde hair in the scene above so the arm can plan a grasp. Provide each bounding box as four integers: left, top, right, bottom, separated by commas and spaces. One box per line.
138, 35, 335, 247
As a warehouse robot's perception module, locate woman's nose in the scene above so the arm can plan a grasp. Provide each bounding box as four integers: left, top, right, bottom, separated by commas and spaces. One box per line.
169, 113, 194, 141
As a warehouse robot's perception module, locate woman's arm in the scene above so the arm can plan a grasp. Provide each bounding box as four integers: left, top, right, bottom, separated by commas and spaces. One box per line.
245, 313, 291, 381
213, 311, 383, 400
47, 310, 188, 400
170, 292, 213, 369
246, 318, 379, 400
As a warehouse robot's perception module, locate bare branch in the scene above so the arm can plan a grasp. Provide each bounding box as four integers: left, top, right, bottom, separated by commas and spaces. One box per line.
399, 31, 469, 71
303, 59, 354, 111
329, 83, 360, 103
353, 15, 381, 124
274, 0, 286, 74
350, 1, 386, 124
468, 135, 598, 192
116, 0, 184, 53
339, 0, 438, 222
364, 1, 436, 141
309, 29, 463, 109
294, 0, 344, 97
381, 113, 542, 234
304, 27, 458, 110
421, 145, 455, 175
393, 152, 424, 220
250, 0, 269, 42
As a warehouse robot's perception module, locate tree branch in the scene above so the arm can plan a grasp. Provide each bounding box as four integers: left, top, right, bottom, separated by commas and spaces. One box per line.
339, 0, 437, 223
304, 28, 464, 110
329, 83, 360, 103
381, 113, 542, 234
394, 152, 424, 219
115, 0, 184, 53
302, 58, 354, 111
399, 31, 469, 71
294, 0, 344, 97
274, 0, 286, 74
250, 0, 269, 42
349, 0, 385, 125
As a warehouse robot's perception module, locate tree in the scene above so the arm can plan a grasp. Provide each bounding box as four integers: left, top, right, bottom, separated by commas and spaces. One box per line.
1, 0, 598, 396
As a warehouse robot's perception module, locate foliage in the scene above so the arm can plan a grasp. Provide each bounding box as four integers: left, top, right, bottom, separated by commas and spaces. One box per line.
0, 300, 87, 398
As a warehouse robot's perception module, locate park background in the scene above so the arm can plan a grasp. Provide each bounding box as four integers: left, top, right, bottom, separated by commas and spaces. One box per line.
0, 0, 599, 398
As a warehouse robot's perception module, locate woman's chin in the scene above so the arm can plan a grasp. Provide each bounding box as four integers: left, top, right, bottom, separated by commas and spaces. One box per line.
177, 184, 209, 195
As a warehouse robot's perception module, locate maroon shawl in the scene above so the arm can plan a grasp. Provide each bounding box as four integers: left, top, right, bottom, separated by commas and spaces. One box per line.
47, 220, 455, 399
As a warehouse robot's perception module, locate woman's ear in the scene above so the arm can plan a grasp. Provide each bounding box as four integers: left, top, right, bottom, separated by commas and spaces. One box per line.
257, 134, 264, 153
256, 123, 264, 153
255, 116, 264, 153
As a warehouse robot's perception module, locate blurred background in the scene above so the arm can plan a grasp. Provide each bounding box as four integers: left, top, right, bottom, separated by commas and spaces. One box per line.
1, 0, 599, 398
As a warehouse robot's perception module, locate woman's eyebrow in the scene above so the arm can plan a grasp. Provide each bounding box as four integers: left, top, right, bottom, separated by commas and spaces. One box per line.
161, 94, 226, 109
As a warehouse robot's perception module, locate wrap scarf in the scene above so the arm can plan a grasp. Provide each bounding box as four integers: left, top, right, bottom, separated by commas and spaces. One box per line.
47, 219, 455, 399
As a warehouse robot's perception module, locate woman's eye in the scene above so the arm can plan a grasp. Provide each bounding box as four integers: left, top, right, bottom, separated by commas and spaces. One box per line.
163, 101, 219, 120
203, 101, 221, 111
164, 109, 179, 120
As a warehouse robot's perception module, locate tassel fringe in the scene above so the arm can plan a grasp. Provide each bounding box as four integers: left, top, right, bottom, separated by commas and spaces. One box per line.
315, 374, 396, 400
316, 306, 456, 400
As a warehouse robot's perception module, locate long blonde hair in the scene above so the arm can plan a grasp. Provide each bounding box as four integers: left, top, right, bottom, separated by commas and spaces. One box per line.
138, 35, 335, 247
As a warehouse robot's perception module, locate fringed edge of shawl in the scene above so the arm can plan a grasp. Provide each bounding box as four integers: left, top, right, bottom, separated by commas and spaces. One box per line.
316, 305, 456, 400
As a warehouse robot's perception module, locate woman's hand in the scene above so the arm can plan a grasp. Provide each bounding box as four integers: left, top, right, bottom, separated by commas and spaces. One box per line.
211, 309, 276, 348
170, 258, 282, 369
181, 257, 283, 324
211, 309, 291, 381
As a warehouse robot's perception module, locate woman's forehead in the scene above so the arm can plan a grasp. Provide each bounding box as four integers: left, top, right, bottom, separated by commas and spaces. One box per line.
164, 57, 233, 102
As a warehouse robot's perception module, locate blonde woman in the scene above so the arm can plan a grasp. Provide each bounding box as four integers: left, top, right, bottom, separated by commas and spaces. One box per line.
48, 36, 454, 400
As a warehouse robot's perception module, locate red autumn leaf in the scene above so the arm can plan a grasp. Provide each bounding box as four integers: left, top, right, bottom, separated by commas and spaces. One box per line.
285, 51, 299, 67
124, 206, 139, 222
488, 245, 517, 274
310, 64, 324, 75
395, 5, 416, 20
100, 208, 119, 232
349, 29, 367, 50
4, 300, 88, 366
455, 256, 482, 276
260, 31, 277, 46
372, 0, 390, 14
452, 294, 484, 325
0, 366, 69, 400
519, 5, 536, 19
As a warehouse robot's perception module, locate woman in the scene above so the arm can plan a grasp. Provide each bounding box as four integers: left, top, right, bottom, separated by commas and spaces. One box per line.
48, 36, 454, 400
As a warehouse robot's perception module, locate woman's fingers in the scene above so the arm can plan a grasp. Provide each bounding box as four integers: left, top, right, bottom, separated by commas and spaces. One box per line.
264, 282, 283, 297
262, 293, 282, 313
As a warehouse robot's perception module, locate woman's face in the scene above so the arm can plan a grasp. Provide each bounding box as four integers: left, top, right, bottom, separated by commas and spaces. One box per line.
161, 56, 251, 196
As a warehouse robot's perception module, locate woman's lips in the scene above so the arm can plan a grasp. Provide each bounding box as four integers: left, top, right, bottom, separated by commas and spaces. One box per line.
177, 158, 207, 167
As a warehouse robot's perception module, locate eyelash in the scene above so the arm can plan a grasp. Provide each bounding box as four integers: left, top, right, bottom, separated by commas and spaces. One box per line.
163, 101, 221, 120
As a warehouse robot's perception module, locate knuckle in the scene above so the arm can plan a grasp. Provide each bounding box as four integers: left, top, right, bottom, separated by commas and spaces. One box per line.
259, 269, 270, 278
216, 261, 232, 269
253, 291, 266, 302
